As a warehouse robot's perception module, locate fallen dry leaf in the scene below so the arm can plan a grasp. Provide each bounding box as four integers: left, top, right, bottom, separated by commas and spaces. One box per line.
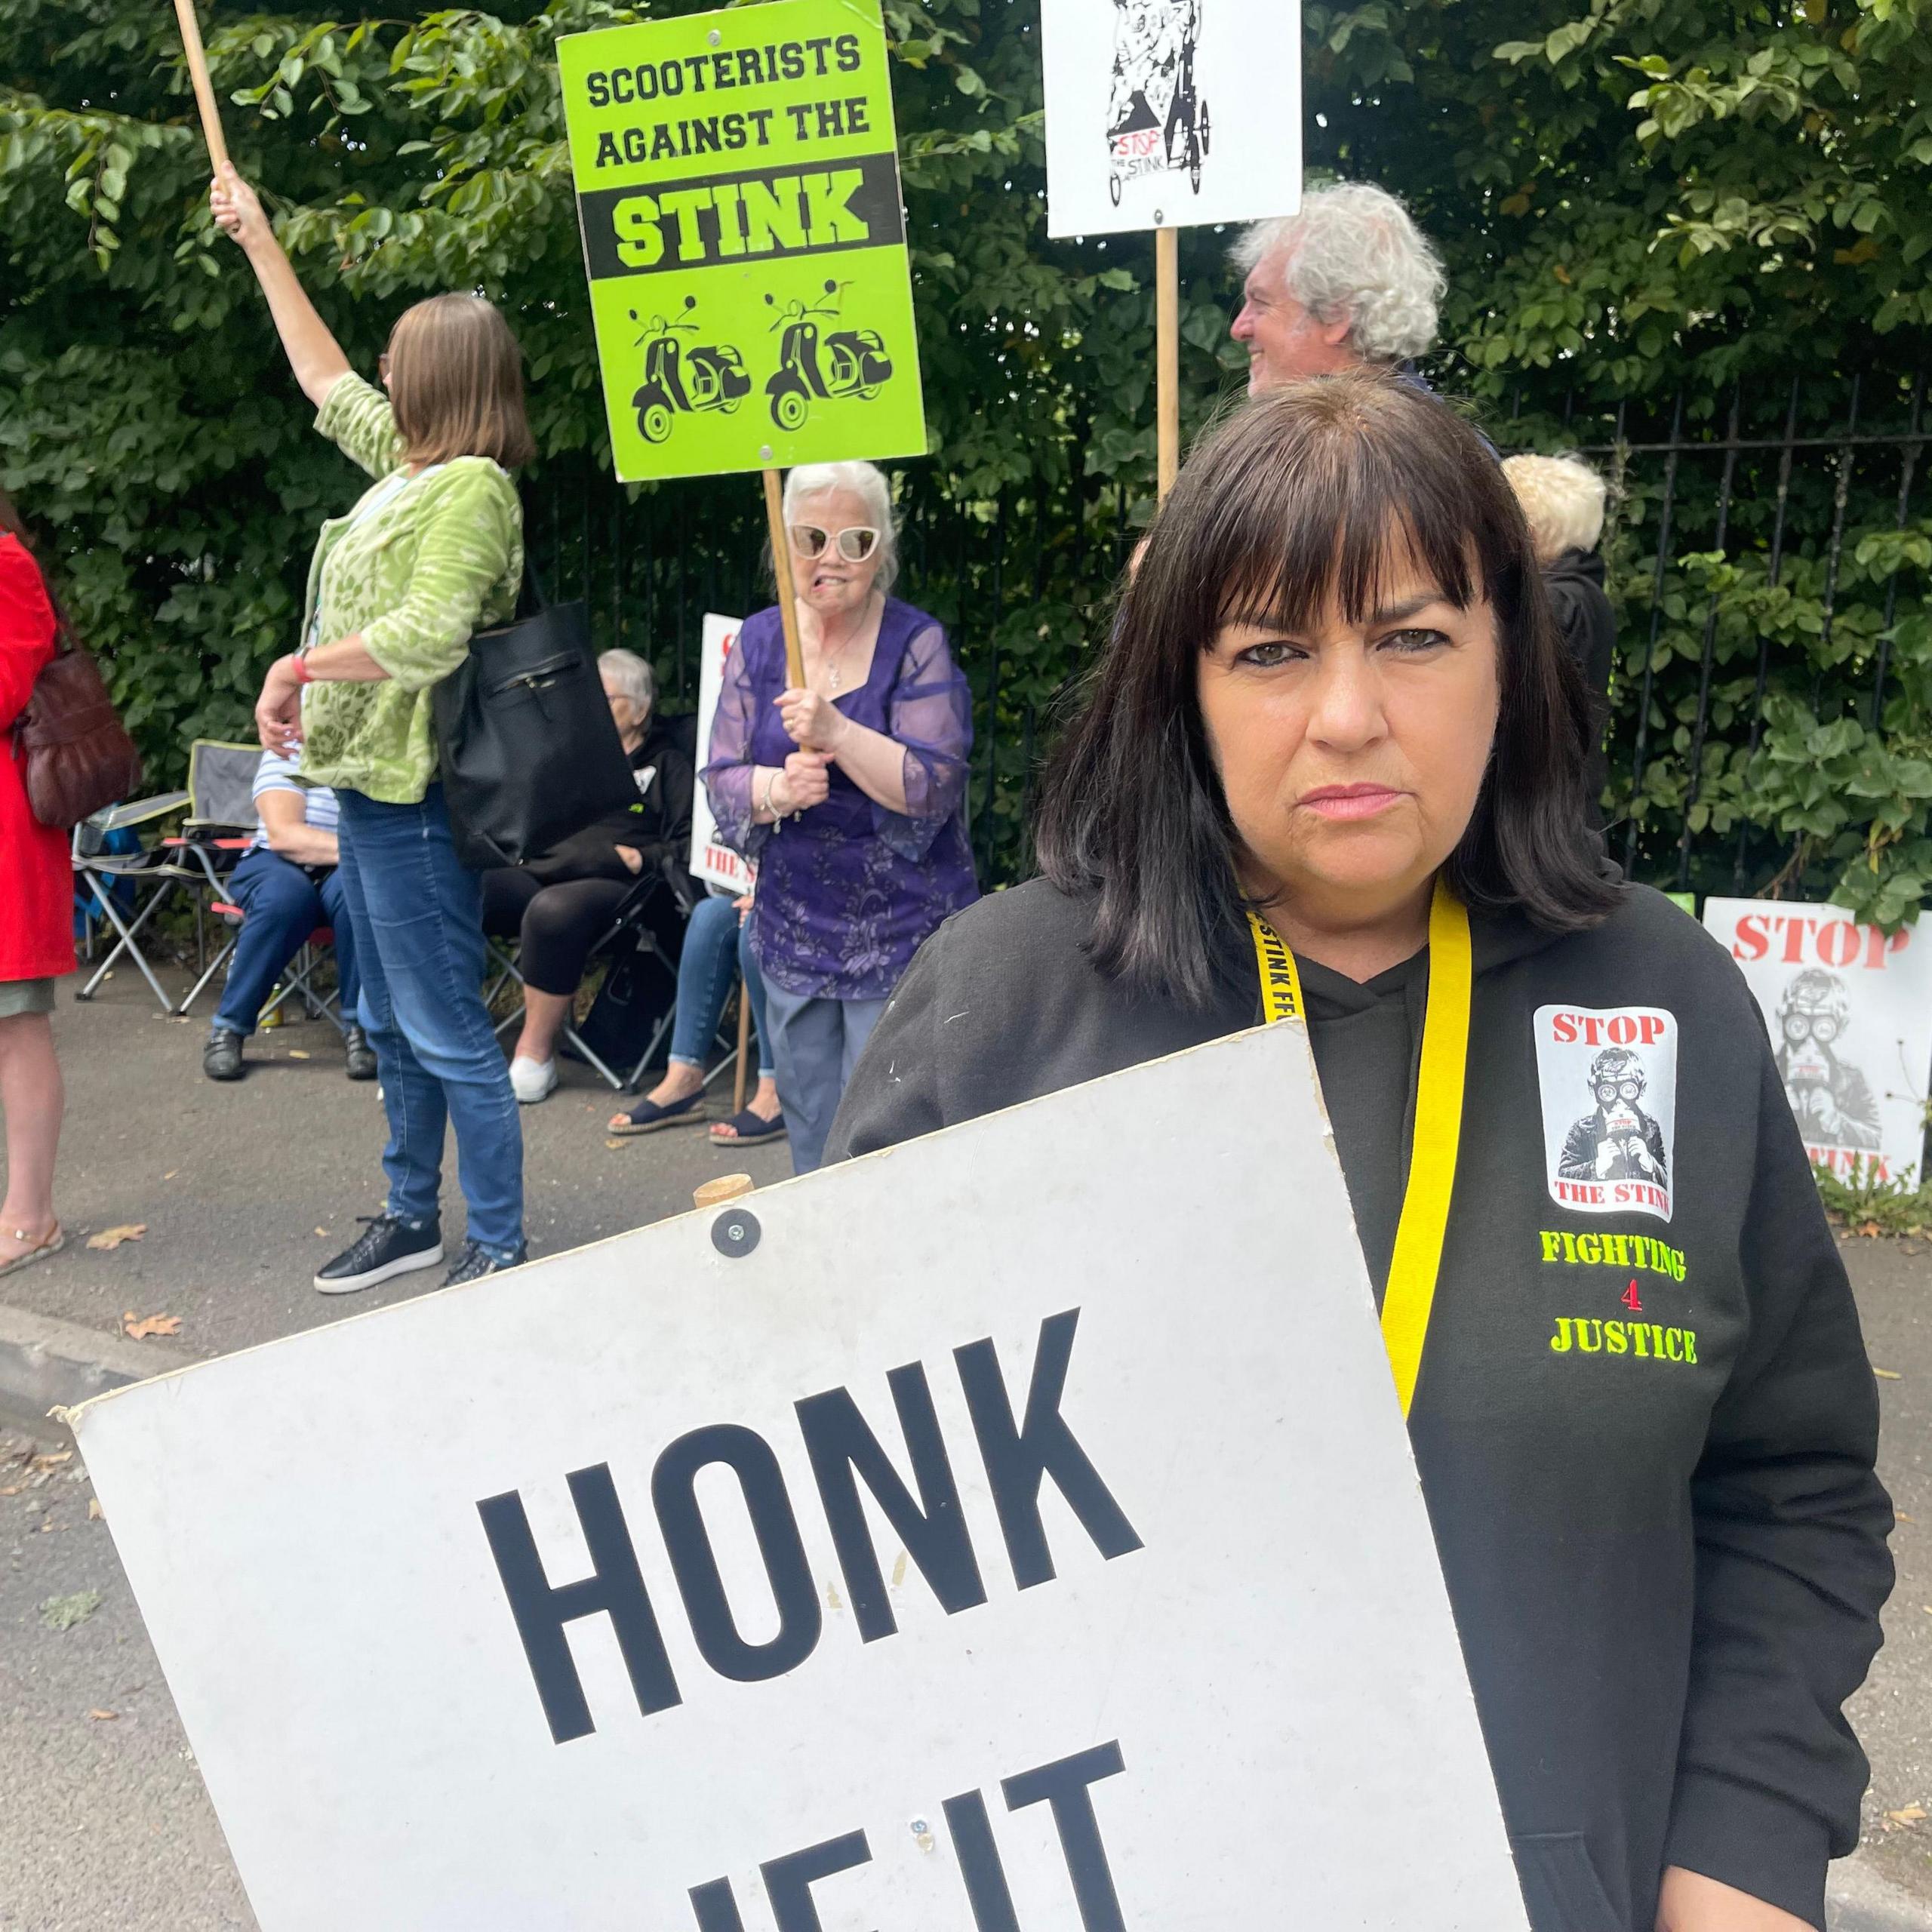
122, 1312, 182, 1341
162, 1170, 177, 1181
287, 1050, 310, 1060
88, 1709, 118, 1722
1858, 1220, 1883, 1238
1886, 1807, 1927, 1827
1875, 1367, 1903, 1380
0, 1484, 23, 1497
605, 1138, 626, 1149
315, 1228, 328, 1238
88, 1499, 103, 1521
31, 1451, 72, 1469
86, 1224, 147, 1251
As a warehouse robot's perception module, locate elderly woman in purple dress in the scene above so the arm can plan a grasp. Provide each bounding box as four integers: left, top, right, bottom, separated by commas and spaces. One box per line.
694, 460, 977, 1172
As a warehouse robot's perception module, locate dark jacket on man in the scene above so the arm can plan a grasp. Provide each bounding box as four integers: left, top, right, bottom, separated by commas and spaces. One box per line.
1545, 549, 1617, 810
829, 878, 1891, 1932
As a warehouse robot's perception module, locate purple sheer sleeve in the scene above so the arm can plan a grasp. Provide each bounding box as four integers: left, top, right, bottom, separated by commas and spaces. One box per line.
700, 631, 768, 861
875, 622, 974, 862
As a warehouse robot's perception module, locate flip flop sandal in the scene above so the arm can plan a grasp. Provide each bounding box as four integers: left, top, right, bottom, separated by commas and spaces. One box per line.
0, 1224, 65, 1280
608, 1092, 707, 1137
709, 1109, 788, 1146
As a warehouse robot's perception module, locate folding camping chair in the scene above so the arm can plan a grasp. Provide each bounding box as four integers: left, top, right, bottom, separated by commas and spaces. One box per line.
485, 863, 729, 1094
70, 789, 192, 1011
164, 740, 344, 1030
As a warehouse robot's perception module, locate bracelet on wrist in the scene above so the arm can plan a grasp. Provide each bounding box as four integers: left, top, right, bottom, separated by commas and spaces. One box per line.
291, 653, 315, 687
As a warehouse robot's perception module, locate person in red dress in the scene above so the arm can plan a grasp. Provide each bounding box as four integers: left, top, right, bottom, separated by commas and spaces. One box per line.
0, 490, 75, 1278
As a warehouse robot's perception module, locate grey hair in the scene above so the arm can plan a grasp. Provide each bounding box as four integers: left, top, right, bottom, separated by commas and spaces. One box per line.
598, 647, 655, 712
1501, 453, 1609, 562
782, 460, 900, 593
1231, 182, 1447, 365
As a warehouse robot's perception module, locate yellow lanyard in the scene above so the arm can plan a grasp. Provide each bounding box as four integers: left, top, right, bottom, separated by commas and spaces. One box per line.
1247, 878, 1474, 1420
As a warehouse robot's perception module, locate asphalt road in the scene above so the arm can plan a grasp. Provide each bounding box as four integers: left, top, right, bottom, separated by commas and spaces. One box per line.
2, 969, 1928, 1927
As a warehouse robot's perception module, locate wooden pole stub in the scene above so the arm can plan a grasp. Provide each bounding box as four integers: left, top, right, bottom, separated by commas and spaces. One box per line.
694, 1174, 755, 1211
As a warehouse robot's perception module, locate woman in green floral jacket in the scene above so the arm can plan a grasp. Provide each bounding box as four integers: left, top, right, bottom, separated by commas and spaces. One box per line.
214, 165, 532, 1294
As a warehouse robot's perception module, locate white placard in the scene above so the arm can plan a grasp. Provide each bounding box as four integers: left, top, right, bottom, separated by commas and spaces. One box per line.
75, 1027, 1526, 1932
1703, 897, 1932, 1186
1041, 0, 1303, 239
689, 611, 753, 892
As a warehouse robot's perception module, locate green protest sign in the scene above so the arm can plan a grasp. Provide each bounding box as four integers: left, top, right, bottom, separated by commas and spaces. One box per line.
557, 0, 927, 485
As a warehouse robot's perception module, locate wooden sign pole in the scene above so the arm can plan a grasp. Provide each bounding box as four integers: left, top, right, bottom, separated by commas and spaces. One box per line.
761, 468, 807, 688
1155, 226, 1180, 499
172, 0, 230, 171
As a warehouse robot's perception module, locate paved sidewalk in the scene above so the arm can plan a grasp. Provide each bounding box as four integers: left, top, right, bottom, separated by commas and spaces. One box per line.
2, 967, 788, 1358
1, 968, 1928, 1925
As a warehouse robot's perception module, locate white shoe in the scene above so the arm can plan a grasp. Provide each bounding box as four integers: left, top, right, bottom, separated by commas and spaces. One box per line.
509, 1056, 558, 1103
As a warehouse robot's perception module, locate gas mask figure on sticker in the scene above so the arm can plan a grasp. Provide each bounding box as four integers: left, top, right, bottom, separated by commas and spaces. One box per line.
1774, 968, 1881, 1152
1557, 1047, 1670, 1186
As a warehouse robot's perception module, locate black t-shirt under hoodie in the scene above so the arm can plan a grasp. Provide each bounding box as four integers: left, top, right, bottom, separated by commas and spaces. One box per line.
828, 878, 1894, 1932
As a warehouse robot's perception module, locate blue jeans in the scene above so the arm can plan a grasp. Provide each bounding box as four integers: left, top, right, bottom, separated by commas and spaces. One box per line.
213, 848, 361, 1037
761, 984, 888, 1175
333, 786, 524, 1261
669, 890, 773, 1080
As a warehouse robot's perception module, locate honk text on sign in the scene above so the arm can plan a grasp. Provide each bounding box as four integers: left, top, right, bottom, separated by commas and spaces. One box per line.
558, 0, 927, 482
72, 1028, 1526, 1930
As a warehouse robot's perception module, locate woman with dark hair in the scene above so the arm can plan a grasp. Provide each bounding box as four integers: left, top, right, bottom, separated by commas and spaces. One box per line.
830, 375, 1892, 1932
0, 491, 72, 1278
213, 165, 535, 1294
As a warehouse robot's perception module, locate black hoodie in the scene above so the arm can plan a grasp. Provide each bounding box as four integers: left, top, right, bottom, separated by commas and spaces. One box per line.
828, 878, 1893, 1932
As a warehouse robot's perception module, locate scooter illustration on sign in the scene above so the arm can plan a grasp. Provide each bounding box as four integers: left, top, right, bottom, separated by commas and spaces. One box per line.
629, 297, 752, 445
763, 281, 894, 432
1106, 0, 1211, 208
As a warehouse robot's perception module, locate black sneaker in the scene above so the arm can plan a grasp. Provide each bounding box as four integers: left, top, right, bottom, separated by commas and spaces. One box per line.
343, 1023, 378, 1081
314, 1215, 443, 1296
202, 1025, 245, 1082
441, 1239, 528, 1287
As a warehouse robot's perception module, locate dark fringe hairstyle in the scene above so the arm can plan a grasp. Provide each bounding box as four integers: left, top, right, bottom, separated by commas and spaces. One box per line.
1034, 372, 1620, 1007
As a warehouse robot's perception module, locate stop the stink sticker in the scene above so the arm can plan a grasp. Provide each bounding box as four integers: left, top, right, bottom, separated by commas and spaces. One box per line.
1533, 1005, 1678, 1223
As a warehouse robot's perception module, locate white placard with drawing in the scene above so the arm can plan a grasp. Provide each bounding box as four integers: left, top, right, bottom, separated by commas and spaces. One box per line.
1703, 895, 1932, 1186
1041, 0, 1303, 238
690, 611, 753, 893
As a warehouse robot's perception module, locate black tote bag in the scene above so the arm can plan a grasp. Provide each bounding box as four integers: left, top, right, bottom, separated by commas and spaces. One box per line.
432, 565, 641, 870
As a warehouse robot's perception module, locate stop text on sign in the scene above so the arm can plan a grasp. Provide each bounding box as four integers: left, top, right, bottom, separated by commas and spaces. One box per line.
475, 1309, 1143, 1746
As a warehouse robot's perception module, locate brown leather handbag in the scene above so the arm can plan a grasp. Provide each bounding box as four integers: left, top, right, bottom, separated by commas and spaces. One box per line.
16, 635, 143, 829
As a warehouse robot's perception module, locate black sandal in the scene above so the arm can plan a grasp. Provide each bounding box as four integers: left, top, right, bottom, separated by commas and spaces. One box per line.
609, 1091, 707, 1137
709, 1107, 787, 1146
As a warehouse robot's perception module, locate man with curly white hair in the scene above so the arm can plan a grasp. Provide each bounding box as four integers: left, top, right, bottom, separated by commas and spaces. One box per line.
1230, 181, 1448, 393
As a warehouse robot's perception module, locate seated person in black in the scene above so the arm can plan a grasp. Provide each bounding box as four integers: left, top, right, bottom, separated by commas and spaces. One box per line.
483, 649, 694, 1103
